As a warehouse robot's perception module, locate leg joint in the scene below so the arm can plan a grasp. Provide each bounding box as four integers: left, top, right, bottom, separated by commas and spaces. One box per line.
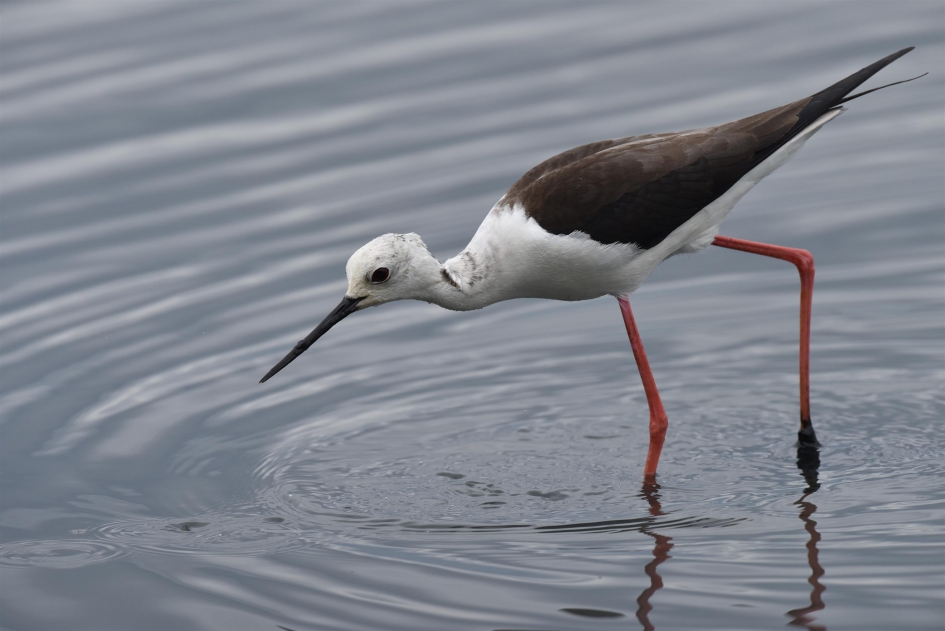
792, 248, 815, 276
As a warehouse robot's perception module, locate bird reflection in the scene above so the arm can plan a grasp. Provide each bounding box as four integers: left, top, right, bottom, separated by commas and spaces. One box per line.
786, 442, 827, 630
633, 443, 828, 631
635, 482, 673, 631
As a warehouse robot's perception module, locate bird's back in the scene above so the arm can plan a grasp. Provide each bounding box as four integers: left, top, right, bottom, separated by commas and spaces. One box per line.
501, 47, 915, 252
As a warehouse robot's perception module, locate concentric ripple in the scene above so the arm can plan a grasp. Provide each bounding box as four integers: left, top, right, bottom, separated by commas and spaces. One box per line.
83, 511, 302, 557
1, 2, 942, 630
0, 539, 128, 569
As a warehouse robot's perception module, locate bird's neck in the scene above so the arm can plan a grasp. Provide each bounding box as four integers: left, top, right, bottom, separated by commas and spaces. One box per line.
413, 256, 492, 313
420, 204, 549, 310
413, 232, 503, 312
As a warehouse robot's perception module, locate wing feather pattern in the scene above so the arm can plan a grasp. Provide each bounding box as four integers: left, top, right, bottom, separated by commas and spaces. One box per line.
504, 47, 914, 249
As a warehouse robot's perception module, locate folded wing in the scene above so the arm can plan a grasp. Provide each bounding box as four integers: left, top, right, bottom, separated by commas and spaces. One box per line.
505, 47, 914, 249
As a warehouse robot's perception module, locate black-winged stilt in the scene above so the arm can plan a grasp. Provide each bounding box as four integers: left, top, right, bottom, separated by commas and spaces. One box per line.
260, 48, 920, 478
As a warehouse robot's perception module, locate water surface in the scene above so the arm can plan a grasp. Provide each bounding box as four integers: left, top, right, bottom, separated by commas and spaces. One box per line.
1, 2, 943, 629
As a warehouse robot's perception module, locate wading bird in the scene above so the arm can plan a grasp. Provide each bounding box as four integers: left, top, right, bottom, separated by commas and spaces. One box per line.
261, 48, 920, 478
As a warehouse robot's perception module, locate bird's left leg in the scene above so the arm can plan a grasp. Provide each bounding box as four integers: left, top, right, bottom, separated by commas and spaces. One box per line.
711, 235, 818, 446
617, 297, 669, 479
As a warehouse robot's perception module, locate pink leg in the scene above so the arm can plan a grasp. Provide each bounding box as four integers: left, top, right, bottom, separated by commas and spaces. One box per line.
618, 297, 669, 478
712, 235, 818, 445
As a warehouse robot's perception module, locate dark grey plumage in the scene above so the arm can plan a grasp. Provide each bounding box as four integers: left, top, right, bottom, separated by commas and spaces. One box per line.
503, 47, 915, 249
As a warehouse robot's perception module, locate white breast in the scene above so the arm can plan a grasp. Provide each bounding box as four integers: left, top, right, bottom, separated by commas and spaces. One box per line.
443, 205, 643, 306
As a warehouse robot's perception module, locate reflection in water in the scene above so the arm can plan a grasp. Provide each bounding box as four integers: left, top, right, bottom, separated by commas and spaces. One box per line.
632, 445, 829, 631
635, 482, 674, 631
787, 443, 827, 630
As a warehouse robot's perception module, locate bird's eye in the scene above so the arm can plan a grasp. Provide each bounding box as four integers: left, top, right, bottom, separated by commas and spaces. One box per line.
370, 267, 390, 283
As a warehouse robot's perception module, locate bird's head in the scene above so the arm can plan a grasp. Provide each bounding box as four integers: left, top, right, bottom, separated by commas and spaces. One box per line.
344, 232, 438, 309
260, 233, 440, 383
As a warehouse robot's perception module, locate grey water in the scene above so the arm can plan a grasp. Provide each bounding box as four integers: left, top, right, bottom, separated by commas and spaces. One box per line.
1, 2, 943, 629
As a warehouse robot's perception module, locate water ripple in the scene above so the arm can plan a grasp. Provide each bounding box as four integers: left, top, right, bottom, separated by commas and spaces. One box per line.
1, 2, 942, 630
0, 539, 128, 569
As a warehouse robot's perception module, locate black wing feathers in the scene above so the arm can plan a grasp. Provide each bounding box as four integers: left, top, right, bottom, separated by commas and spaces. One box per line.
508, 47, 915, 249
583, 156, 744, 248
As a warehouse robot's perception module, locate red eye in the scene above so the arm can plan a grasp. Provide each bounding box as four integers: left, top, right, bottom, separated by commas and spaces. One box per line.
371, 267, 390, 283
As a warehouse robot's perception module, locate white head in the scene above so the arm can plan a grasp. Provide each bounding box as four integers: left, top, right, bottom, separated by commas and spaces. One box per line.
260, 233, 443, 383
344, 233, 441, 308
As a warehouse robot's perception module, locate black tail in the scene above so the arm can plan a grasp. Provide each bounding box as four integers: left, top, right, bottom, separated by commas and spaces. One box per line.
807, 46, 916, 112
792, 47, 918, 137
837, 71, 928, 105
752, 47, 918, 168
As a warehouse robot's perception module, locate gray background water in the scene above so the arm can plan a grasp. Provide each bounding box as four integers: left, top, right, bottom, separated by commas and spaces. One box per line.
1, 2, 943, 630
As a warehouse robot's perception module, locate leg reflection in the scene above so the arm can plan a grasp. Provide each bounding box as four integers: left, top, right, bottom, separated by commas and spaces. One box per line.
787, 443, 827, 630
636, 482, 674, 631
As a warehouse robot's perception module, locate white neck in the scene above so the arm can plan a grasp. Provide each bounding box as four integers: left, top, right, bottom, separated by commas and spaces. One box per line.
412, 244, 499, 312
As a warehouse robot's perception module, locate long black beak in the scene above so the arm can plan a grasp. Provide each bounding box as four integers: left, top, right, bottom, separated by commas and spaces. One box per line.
259, 295, 363, 383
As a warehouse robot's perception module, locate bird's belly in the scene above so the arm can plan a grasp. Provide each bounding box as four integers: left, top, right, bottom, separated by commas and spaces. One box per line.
456, 204, 663, 304
495, 223, 653, 301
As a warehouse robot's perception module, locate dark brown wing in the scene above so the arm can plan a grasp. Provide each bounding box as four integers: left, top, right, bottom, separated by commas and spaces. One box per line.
505, 47, 914, 248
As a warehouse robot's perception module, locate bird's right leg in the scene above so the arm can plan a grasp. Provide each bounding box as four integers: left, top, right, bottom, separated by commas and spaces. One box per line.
711, 235, 818, 446
617, 296, 669, 479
